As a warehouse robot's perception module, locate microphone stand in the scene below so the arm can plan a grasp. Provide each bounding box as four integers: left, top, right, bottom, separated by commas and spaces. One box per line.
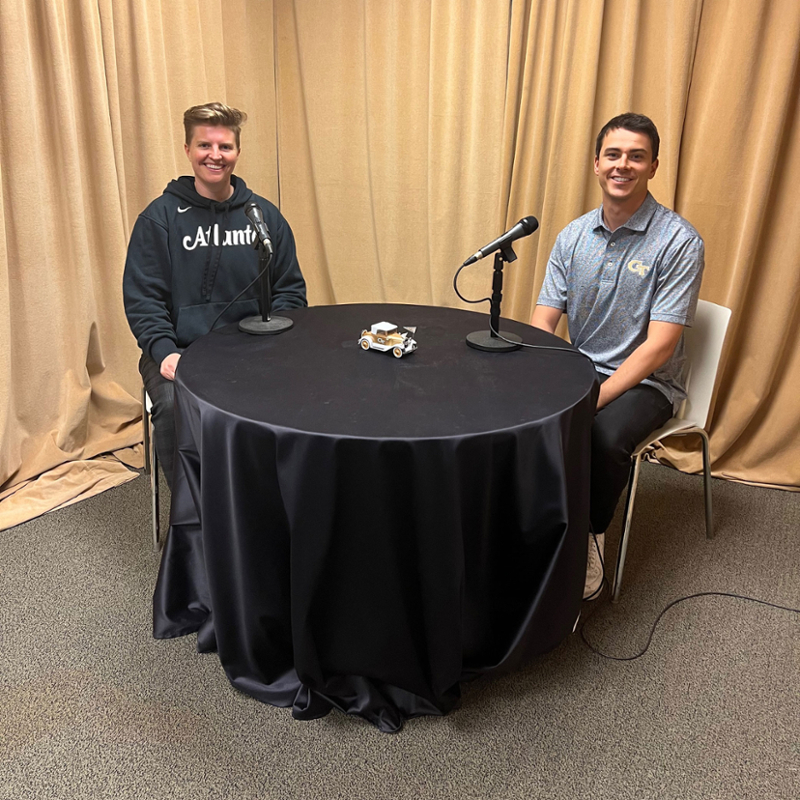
239, 241, 293, 335
465, 246, 522, 352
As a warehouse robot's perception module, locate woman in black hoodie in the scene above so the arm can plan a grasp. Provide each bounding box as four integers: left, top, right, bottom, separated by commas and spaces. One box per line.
123, 102, 307, 488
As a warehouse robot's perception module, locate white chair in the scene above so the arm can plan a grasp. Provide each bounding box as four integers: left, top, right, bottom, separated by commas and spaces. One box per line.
611, 300, 732, 603
141, 386, 161, 550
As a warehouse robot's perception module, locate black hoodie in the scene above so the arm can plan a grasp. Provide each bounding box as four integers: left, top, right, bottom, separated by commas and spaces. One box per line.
123, 175, 307, 365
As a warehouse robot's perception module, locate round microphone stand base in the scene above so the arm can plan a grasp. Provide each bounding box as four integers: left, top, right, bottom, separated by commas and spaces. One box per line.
466, 330, 521, 352
239, 315, 294, 335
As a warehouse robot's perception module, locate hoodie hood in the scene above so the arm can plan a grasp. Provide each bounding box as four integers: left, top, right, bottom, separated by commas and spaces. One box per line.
164, 174, 254, 211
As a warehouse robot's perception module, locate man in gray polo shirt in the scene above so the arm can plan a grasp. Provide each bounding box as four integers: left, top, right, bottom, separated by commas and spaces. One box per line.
532, 113, 704, 599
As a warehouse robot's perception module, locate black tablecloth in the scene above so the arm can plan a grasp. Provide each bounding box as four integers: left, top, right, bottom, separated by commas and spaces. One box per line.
153, 303, 598, 731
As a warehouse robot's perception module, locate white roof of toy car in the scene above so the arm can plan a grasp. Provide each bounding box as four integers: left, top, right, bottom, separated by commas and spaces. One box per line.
371, 322, 397, 334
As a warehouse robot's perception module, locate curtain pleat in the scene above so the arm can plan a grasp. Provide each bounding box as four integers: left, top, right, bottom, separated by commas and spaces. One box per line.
1, 0, 798, 530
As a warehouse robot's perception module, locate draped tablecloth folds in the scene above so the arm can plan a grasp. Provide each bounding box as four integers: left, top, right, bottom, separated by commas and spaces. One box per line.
153, 303, 598, 732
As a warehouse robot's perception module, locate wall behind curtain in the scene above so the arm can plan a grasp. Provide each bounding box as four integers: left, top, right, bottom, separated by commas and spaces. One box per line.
1, 0, 798, 529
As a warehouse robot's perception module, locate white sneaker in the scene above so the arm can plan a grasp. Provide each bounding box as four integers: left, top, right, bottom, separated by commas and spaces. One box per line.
583, 532, 605, 600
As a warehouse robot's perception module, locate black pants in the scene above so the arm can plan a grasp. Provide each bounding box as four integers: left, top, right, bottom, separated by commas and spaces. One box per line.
139, 353, 176, 491
590, 372, 673, 534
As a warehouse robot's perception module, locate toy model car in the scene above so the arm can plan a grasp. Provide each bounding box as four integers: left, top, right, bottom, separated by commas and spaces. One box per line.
358, 322, 417, 358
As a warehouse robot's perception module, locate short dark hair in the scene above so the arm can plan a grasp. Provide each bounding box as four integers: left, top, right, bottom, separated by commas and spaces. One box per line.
595, 113, 660, 161
183, 102, 247, 148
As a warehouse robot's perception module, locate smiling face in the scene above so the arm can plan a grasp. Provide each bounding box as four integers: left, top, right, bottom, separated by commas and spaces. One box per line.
594, 127, 658, 211
184, 125, 240, 200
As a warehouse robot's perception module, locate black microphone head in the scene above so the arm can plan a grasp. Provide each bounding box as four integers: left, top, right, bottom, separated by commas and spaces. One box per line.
519, 216, 539, 234
244, 201, 263, 221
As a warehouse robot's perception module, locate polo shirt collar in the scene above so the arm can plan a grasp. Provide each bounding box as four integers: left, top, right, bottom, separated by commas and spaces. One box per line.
594, 192, 658, 233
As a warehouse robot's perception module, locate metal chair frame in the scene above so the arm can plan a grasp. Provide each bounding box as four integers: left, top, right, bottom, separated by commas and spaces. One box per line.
611, 300, 731, 603
142, 386, 161, 550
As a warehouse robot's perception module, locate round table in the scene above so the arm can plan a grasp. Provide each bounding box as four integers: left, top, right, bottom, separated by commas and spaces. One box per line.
153, 303, 598, 732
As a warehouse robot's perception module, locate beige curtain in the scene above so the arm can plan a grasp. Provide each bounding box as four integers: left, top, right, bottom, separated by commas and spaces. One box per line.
0, 0, 142, 528
0, 0, 278, 529
274, 0, 514, 307
2, 0, 798, 530
670, 0, 800, 488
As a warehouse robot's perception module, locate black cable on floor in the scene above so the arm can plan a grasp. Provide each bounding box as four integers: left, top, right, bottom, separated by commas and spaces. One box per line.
579, 589, 800, 662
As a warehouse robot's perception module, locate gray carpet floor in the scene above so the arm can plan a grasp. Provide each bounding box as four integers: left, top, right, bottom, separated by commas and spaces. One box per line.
1, 462, 798, 800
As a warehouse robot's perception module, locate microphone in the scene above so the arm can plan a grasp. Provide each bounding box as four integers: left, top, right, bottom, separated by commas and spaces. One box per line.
244, 202, 274, 255
239, 201, 293, 336
462, 216, 539, 266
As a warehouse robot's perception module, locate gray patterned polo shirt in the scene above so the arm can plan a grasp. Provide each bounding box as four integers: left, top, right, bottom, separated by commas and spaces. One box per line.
537, 192, 704, 408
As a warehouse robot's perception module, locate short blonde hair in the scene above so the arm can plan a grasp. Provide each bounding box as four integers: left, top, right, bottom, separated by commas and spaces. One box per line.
183, 102, 248, 148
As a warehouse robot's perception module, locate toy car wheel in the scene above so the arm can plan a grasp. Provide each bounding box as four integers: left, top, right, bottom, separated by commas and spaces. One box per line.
360, 338, 371, 350
393, 346, 403, 358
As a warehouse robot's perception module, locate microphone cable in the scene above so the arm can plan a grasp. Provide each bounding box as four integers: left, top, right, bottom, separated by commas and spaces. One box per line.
488, 318, 596, 362
578, 576, 800, 663
453, 261, 593, 362
453, 261, 491, 306
207, 257, 271, 335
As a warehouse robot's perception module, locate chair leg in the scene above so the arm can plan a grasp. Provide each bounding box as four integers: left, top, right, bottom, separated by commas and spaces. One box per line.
698, 428, 714, 539
612, 452, 643, 604
150, 428, 160, 550
142, 387, 161, 549
142, 387, 151, 475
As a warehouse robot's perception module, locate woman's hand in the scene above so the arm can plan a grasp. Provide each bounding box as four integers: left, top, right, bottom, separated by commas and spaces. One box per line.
160, 353, 181, 381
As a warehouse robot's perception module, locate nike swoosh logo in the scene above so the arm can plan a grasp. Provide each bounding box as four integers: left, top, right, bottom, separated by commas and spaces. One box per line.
177, 206, 191, 213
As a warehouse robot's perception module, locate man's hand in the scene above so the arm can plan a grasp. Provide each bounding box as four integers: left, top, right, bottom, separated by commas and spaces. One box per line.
597, 321, 684, 409
160, 353, 181, 381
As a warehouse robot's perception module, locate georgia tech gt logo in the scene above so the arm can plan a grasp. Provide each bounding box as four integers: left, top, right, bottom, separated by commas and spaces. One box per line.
627, 259, 652, 277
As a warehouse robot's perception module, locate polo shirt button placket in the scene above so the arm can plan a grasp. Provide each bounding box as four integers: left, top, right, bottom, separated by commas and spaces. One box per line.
602, 233, 617, 281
